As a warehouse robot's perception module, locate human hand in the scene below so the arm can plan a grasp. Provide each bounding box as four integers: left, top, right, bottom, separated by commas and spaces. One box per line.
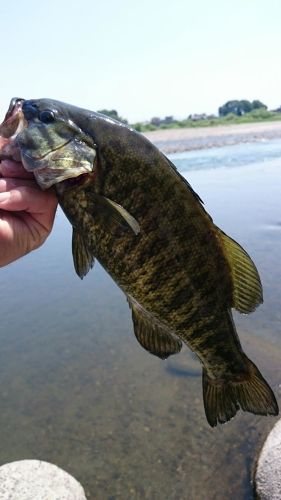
0, 160, 58, 267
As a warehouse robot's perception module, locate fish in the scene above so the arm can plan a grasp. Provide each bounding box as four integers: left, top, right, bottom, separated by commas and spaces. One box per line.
0, 97, 278, 426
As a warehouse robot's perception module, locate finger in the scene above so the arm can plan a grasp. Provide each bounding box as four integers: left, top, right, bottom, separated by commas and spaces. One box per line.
0, 185, 58, 234
0, 185, 57, 215
0, 160, 34, 179
0, 177, 38, 192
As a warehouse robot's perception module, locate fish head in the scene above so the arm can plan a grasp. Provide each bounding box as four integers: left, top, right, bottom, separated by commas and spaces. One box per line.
0, 98, 96, 189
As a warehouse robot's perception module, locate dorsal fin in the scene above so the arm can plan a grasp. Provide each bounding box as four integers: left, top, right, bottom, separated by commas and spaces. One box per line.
217, 228, 263, 313
127, 297, 182, 359
72, 228, 95, 279
165, 156, 204, 204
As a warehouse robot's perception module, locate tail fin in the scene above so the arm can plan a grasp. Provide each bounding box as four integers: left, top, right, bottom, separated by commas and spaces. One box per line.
202, 356, 279, 427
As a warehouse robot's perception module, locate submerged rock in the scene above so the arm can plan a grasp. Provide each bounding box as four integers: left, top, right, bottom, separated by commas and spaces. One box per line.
255, 419, 281, 499
0, 460, 87, 499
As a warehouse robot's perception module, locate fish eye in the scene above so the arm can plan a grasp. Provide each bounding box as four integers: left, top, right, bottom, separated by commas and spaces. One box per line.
39, 110, 56, 123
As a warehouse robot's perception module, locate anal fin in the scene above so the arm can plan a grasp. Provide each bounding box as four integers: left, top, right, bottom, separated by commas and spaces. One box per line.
127, 297, 182, 359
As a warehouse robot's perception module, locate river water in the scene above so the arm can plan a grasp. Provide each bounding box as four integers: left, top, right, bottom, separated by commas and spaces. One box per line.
0, 138, 280, 499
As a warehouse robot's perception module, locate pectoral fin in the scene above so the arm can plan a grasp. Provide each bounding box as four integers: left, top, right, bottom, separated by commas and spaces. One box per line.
93, 194, 140, 235
72, 228, 95, 279
128, 297, 182, 359
217, 228, 263, 313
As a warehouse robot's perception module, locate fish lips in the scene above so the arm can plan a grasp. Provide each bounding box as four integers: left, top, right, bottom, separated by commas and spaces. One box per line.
20, 139, 96, 189
0, 98, 25, 138
0, 99, 27, 162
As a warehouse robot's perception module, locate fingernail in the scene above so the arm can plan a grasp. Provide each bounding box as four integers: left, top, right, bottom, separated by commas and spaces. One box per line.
0, 192, 10, 202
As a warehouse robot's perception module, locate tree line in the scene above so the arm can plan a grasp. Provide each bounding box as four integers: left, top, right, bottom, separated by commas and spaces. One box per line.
98, 99, 280, 131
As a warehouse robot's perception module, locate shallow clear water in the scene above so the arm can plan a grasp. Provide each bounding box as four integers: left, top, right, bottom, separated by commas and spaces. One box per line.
172, 141, 281, 344
0, 139, 280, 499
172, 138, 281, 173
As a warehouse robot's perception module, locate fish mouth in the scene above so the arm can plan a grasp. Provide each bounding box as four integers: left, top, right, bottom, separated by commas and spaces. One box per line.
19, 137, 95, 189
31, 158, 94, 190
1, 98, 96, 190
20, 140, 96, 190
0, 99, 27, 162
0, 98, 25, 137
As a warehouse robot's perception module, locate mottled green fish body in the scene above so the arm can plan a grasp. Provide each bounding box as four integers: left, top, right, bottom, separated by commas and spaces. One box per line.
0, 98, 278, 426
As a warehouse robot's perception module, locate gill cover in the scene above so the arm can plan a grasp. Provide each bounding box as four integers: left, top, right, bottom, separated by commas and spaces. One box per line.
17, 99, 97, 189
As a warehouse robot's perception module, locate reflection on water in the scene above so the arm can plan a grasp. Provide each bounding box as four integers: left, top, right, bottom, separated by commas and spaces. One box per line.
0, 140, 281, 499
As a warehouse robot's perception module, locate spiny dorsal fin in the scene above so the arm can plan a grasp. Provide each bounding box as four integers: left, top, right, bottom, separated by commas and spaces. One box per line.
217, 228, 263, 313
93, 194, 140, 235
72, 228, 95, 279
165, 156, 204, 204
127, 297, 182, 359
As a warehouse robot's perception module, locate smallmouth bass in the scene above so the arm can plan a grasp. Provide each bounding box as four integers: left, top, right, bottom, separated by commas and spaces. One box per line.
0, 97, 278, 426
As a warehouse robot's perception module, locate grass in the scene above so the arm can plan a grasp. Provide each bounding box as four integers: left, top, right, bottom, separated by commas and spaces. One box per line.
132, 109, 281, 132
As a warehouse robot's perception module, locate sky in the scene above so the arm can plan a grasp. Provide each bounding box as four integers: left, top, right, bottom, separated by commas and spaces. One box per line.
1, 0, 281, 123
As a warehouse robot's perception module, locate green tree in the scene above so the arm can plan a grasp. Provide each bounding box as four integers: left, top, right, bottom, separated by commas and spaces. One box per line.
219, 100, 248, 116
252, 100, 267, 110
219, 100, 236, 116
97, 109, 128, 124
240, 100, 252, 114
219, 99, 267, 117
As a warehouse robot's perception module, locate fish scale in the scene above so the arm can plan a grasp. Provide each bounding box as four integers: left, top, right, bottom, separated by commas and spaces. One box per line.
0, 97, 278, 427
59, 151, 249, 371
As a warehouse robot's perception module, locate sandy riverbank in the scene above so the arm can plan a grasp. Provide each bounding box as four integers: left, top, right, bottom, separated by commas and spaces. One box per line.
143, 120, 281, 153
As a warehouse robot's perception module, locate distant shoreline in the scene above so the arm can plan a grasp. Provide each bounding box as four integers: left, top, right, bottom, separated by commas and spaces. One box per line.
143, 120, 281, 153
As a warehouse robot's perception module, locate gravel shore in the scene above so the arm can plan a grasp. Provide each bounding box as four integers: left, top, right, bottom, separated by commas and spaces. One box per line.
143, 120, 281, 153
